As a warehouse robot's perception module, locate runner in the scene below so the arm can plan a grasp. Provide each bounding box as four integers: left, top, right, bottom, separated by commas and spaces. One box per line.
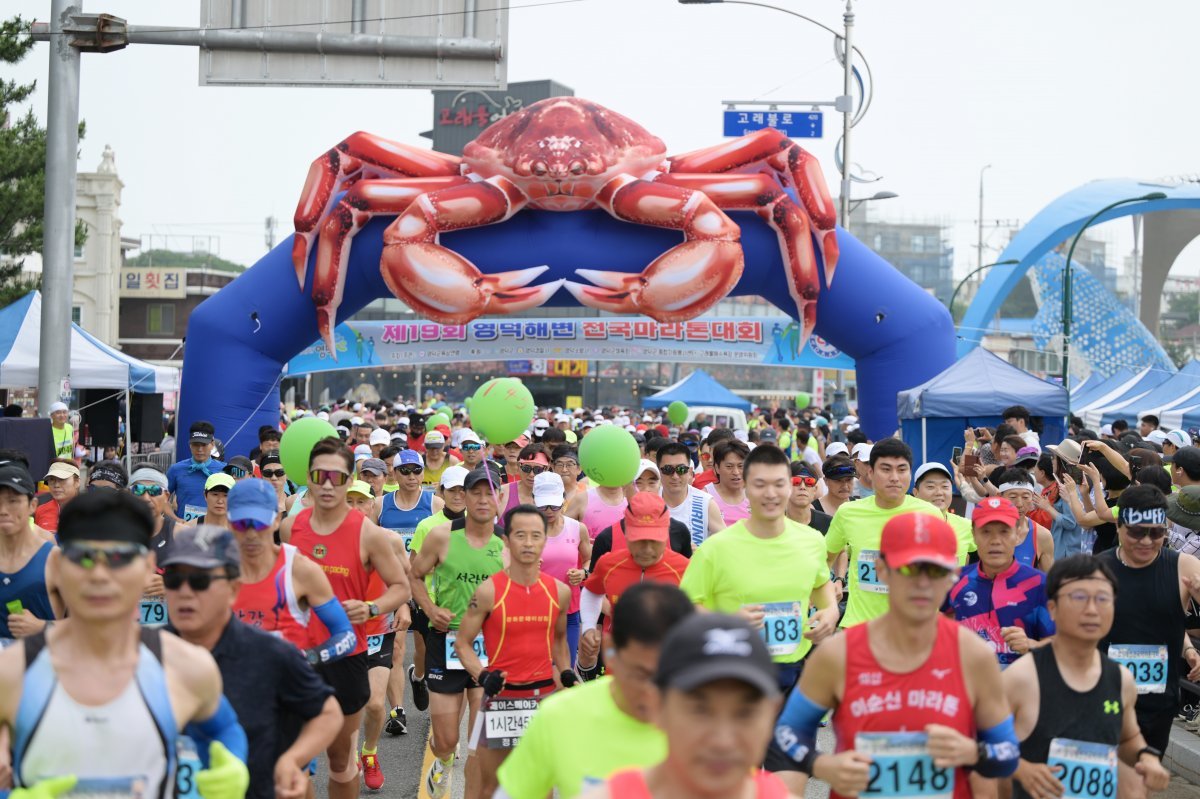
459, 430, 485, 472
706, 439, 750, 525
826, 438, 942, 628
377, 450, 441, 554
1004, 554, 1170, 799
356, 460, 387, 506
0, 463, 53, 642
368, 428, 390, 459
497, 436, 527, 483
532, 472, 590, 666
913, 462, 975, 564
193, 473, 234, 529
410, 467, 506, 799
775, 512, 1020, 796
996, 468, 1056, 572
279, 437, 412, 799
814, 455, 857, 516
588, 613, 797, 799
494, 583, 695, 799
168, 420, 227, 524
162, 524, 343, 799
347, 480, 376, 517
421, 430, 460, 488
785, 461, 831, 534
1, 490, 250, 799
33, 461, 78, 533
657, 442, 724, 549
48, 401, 74, 460
454, 503, 574, 797
498, 444, 550, 518
566, 465, 629, 541
87, 460, 128, 491
692, 429, 736, 490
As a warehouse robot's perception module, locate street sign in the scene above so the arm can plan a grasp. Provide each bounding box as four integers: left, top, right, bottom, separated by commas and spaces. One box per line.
723, 110, 823, 139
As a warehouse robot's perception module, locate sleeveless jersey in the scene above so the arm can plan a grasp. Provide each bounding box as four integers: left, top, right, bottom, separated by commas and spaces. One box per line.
666, 487, 711, 549
483, 571, 563, 684
286, 488, 309, 518
433, 518, 505, 630
232, 544, 311, 649
1014, 518, 1039, 569
0, 541, 54, 639
422, 459, 451, 488
705, 483, 750, 525
606, 768, 787, 799
833, 616, 975, 799
540, 517, 583, 614
1013, 647, 1123, 799
290, 508, 370, 656
378, 489, 434, 553
14, 629, 177, 799
503, 482, 532, 517
582, 488, 627, 542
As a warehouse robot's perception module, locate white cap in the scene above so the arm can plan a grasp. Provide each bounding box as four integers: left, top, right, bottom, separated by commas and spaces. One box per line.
317, 411, 330, 421
825, 442, 849, 458
841, 415, 858, 426
1146, 430, 1168, 445
624, 424, 637, 432
352, 402, 364, 412
459, 429, 482, 444
350, 416, 365, 427
369, 428, 390, 446
637, 458, 660, 479
533, 471, 566, 506
533, 418, 550, 429
425, 430, 447, 446
1165, 429, 1191, 449
914, 462, 953, 485
440, 465, 469, 489
643, 414, 654, 422
851, 443, 872, 462
1099, 423, 1113, 436
555, 412, 571, 423
700, 426, 714, 439
49, 401, 68, 413
353, 444, 372, 460
733, 429, 749, 442
582, 421, 596, 429
594, 413, 605, 421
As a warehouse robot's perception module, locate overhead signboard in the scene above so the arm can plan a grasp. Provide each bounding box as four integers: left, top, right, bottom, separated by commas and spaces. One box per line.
723, 110, 823, 139
198, 0, 508, 89
121, 268, 187, 299
424, 80, 574, 155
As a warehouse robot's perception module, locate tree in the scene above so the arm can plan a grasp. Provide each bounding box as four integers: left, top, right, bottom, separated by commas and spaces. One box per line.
0, 16, 85, 308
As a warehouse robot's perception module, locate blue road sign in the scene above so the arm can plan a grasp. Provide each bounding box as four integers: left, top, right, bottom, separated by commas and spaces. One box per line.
723, 110, 823, 138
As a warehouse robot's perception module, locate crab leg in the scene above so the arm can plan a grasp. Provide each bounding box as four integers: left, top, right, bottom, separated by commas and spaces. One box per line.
563, 175, 743, 321
292, 132, 462, 287
666, 128, 839, 288
380, 176, 563, 324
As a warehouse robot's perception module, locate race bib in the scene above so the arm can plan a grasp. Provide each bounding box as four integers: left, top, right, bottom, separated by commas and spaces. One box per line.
0, 638, 15, 650
182, 504, 205, 524
857, 549, 888, 594
446, 630, 488, 670
367, 635, 385, 656
758, 601, 806, 658
1107, 644, 1167, 694
483, 697, 540, 749
175, 734, 201, 799
1048, 738, 1117, 799
66, 776, 151, 799
855, 731, 953, 799
139, 598, 167, 627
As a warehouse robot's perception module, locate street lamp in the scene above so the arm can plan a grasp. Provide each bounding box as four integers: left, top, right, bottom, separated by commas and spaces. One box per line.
847, 190, 898, 215
1061, 191, 1167, 408
947, 259, 1019, 321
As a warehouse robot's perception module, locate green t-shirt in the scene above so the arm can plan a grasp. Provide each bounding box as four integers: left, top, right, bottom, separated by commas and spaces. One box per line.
432, 526, 504, 629
680, 519, 829, 663
496, 676, 666, 799
946, 512, 976, 565
412, 510, 449, 591
826, 494, 942, 627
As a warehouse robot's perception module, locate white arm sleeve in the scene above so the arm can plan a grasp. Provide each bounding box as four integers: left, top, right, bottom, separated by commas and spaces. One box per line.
580, 587, 604, 632
491, 789, 516, 799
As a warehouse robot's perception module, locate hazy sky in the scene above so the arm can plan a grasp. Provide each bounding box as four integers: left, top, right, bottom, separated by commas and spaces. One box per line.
10, 0, 1200, 281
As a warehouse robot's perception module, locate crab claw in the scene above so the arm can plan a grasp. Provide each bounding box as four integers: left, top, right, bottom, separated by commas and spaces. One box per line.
292, 232, 317, 291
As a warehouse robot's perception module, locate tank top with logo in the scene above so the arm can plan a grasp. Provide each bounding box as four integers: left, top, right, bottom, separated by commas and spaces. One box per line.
290, 508, 370, 656
432, 518, 504, 630
483, 571, 563, 684
232, 543, 311, 649
667, 487, 712, 548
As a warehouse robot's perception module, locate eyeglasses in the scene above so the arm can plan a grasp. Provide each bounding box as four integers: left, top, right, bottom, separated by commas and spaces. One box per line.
462, 443, 482, 452
538, 504, 563, 512
308, 468, 350, 486
792, 476, 818, 487
230, 518, 273, 532
396, 465, 424, 476
131, 484, 164, 497
895, 563, 954, 580
163, 571, 231, 592
553, 460, 578, 471
1055, 590, 1114, 607
62, 542, 147, 570
1124, 525, 1167, 541
659, 464, 691, 476
226, 466, 249, 478
519, 464, 548, 475
261, 469, 286, 479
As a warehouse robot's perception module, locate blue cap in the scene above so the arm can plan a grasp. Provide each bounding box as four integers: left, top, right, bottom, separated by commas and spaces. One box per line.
227, 478, 278, 527
394, 449, 423, 468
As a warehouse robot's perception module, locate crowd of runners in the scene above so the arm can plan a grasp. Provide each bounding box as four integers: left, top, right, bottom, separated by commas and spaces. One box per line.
2, 398, 1200, 799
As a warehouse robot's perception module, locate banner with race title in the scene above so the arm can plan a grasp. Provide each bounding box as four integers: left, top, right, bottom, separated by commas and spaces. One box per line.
284, 317, 854, 377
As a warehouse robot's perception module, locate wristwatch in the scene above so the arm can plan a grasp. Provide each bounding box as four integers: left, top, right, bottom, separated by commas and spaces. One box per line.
1137, 746, 1163, 761
367, 601, 381, 618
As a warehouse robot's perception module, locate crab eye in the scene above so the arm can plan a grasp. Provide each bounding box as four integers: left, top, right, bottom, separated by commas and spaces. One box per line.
532, 161, 548, 176
569, 160, 585, 176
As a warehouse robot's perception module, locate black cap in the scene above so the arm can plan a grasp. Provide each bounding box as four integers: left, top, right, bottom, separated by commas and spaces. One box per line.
58, 489, 154, 548
224, 456, 254, 475
0, 463, 35, 496
1176, 446, 1200, 477
654, 613, 780, 697
463, 467, 496, 491
190, 429, 214, 444
159, 525, 240, 571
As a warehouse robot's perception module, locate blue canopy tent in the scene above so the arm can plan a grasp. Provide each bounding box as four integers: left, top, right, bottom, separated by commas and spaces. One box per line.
1071, 367, 1135, 411
897, 347, 1068, 469
643, 368, 752, 412
1094, 360, 1200, 426
1077, 366, 1172, 426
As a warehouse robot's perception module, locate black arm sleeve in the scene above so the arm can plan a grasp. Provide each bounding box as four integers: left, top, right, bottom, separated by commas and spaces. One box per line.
668, 519, 692, 558
589, 528, 613, 571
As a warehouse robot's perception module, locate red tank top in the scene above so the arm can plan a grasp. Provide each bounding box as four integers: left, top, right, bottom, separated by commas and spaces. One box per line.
606, 769, 787, 799
290, 507, 370, 656
364, 570, 388, 636
833, 615, 975, 799
232, 544, 312, 649
482, 571, 562, 684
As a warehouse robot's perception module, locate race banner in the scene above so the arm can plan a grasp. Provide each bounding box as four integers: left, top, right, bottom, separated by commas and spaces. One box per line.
285, 317, 853, 377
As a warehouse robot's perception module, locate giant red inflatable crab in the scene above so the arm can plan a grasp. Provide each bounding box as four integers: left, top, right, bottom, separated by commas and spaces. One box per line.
292, 97, 839, 352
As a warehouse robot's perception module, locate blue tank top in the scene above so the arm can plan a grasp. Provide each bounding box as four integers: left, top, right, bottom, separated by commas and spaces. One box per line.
0, 542, 55, 639
1014, 518, 1038, 569
378, 490, 434, 536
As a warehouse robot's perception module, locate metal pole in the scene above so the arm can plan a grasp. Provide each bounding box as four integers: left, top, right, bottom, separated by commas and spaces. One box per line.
39, 0, 83, 416
124, 387, 133, 476
415, 365, 423, 405
977, 165, 991, 274
463, 0, 477, 39
351, 0, 366, 34
838, 0, 854, 230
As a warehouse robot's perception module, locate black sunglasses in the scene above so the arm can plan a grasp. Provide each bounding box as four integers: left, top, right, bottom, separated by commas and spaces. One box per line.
1125, 525, 1167, 541
163, 571, 231, 591
519, 464, 548, 475
659, 465, 691, 476
396, 465, 424, 476
261, 469, 286, 479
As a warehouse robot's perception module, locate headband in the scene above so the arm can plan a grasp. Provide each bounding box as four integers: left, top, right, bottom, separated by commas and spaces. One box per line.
89, 465, 127, 488
998, 481, 1036, 494
1119, 506, 1167, 527
129, 467, 169, 490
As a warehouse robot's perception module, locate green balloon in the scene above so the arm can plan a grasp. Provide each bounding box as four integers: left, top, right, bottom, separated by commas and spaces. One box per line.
579, 425, 641, 487
279, 416, 338, 484
428, 413, 450, 429
464, 397, 472, 410
666, 400, 689, 425
470, 377, 535, 443
794, 392, 811, 410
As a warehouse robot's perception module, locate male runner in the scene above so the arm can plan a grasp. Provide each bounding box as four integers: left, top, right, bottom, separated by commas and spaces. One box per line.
410, 467, 506, 799
0, 463, 53, 641
194, 473, 234, 529
378, 449, 442, 554
47, 401, 74, 460
495, 583, 695, 799
279, 437, 411, 799
454, 503, 574, 797
566, 469, 628, 541
421, 430, 459, 487
458, 430, 485, 472
913, 462, 975, 563
996, 468, 1056, 571
33, 461, 78, 532
776, 512, 1019, 797
1, 490, 250, 799
1004, 554, 1170, 799
168, 420, 227, 523
826, 437, 942, 628
656, 441, 723, 549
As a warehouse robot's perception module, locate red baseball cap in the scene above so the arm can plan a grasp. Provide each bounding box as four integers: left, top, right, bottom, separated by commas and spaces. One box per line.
972, 496, 1020, 529
624, 492, 670, 542
880, 512, 958, 570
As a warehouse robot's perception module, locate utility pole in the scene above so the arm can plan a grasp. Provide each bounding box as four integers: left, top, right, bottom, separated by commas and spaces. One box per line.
977, 164, 991, 273
264, 215, 277, 251
838, 0, 854, 231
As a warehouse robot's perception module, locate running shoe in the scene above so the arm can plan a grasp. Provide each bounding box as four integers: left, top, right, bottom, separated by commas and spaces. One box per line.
384, 705, 408, 735
426, 755, 453, 799
362, 753, 384, 791
409, 663, 429, 712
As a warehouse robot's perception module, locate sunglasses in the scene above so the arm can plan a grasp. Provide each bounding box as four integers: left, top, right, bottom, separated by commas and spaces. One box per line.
895, 563, 954, 579
230, 518, 272, 532
261, 468, 286, 479
461, 443, 482, 452
226, 466, 249, 478
131, 484, 164, 497
308, 468, 350, 486
163, 571, 231, 592
659, 465, 691, 476
539, 504, 563, 512
792, 475, 818, 487
519, 464, 548, 475
62, 542, 147, 570
396, 465, 424, 476
1125, 525, 1167, 541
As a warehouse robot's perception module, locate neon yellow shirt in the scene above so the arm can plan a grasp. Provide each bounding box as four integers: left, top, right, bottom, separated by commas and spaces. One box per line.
826, 494, 942, 627
945, 512, 976, 565
680, 519, 829, 663
496, 676, 666, 799
412, 510, 450, 592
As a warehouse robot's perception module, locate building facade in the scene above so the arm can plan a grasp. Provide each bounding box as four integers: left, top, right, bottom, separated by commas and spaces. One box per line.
850, 205, 955, 303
